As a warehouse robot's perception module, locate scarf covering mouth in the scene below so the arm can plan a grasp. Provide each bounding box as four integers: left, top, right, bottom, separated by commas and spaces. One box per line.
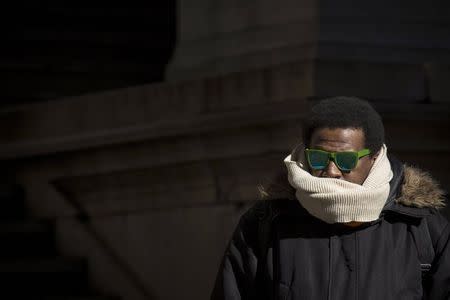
284, 144, 393, 224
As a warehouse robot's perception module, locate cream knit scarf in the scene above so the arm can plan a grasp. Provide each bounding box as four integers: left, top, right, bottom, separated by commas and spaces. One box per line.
284, 144, 393, 224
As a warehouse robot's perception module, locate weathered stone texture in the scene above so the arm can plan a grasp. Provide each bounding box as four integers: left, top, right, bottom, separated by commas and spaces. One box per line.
55, 205, 243, 300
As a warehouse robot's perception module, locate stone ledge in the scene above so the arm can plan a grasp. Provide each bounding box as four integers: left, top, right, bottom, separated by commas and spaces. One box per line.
0, 100, 308, 160
3, 101, 450, 162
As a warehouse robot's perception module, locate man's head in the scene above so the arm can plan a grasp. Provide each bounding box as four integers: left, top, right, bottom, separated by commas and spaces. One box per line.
302, 97, 385, 185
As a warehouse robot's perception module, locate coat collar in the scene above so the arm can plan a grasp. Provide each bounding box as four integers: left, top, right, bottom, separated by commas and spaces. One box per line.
382, 156, 446, 217
260, 155, 446, 219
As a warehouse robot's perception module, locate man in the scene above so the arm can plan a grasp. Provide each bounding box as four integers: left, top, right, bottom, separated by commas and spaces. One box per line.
210, 97, 449, 299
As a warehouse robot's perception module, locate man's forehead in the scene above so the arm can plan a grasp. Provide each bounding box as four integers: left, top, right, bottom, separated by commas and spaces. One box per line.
310, 127, 365, 148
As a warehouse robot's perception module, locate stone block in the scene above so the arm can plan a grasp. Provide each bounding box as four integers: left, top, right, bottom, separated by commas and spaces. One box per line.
202, 127, 272, 158
178, 0, 317, 41
266, 120, 304, 150
384, 117, 450, 152
55, 204, 245, 300
314, 60, 426, 102
167, 0, 318, 80
206, 70, 267, 111
212, 153, 287, 203
52, 161, 218, 215
55, 218, 149, 300
427, 63, 450, 103
174, 80, 207, 114
268, 62, 314, 102
319, 22, 450, 49
319, 0, 449, 21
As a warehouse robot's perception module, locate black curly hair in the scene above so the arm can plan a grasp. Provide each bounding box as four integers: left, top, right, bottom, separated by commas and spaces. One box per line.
302, 96, 385, 155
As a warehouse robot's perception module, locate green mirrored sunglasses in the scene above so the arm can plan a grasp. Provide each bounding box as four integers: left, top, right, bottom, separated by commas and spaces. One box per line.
305, 148, 371, 172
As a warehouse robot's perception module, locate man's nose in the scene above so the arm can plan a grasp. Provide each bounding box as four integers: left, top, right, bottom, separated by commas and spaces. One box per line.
322, 160, 342, 179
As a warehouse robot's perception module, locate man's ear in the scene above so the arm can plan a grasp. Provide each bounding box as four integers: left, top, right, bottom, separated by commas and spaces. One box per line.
371, 150, 381, 162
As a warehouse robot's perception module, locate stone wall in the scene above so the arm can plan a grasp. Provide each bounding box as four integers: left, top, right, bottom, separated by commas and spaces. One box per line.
2, 62, 450, 299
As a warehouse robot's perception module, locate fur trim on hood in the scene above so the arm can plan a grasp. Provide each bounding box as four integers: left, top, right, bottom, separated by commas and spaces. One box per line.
259, 165, 446, 209
396, 165, 446, 208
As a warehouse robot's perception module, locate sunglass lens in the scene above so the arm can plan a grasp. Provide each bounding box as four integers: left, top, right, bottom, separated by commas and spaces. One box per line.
307, 150, 329, 170
335, 152, 357, 171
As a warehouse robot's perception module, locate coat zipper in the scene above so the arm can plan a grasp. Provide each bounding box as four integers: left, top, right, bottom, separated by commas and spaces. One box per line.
328, 236, 334, 300
355, 231, 359, 300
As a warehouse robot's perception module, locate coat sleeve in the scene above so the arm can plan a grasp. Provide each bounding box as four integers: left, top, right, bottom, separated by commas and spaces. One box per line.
425, 211, 450, 300
210, 204, 262, 300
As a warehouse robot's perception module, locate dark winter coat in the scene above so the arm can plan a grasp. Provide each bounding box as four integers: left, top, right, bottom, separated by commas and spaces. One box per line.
210, 157, 450, 300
